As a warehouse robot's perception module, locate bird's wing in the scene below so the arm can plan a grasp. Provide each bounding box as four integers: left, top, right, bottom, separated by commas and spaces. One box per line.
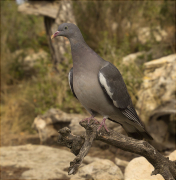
68, 67, 77, 99
98, 62, 144, 127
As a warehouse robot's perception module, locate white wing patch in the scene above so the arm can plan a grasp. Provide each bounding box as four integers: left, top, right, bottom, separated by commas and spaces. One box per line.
99, 72, 119, 108
99, 73, 113, 97
68, 71, 72, 90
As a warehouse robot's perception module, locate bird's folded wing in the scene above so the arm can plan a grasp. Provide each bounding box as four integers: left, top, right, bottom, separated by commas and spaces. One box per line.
98, 62, 144, 127
68, 67, 77, 99
98, 62, 131, 109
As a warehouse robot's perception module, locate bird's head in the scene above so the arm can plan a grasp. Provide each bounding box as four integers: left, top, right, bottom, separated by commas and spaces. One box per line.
51, 23, 83, 41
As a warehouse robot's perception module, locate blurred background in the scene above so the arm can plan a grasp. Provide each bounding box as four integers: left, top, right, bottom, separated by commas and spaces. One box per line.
1, 0, 175, 179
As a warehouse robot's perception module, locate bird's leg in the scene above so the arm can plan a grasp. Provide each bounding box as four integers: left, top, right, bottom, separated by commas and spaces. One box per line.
97, 117, 109, 132
80, 116, 100, 124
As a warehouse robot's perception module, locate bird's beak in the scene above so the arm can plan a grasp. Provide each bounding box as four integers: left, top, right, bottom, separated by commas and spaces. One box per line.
51, 31, 60, 39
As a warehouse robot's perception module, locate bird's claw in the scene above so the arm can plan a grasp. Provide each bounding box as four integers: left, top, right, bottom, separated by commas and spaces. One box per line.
97, 118, 109, 132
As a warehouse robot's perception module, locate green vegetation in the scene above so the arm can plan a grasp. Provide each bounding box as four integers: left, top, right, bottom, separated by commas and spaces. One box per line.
1, 1, 175, 134
73, 1, 175, 55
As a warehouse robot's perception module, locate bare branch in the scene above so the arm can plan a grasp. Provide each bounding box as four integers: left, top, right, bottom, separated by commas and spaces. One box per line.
58, 120, 176, 180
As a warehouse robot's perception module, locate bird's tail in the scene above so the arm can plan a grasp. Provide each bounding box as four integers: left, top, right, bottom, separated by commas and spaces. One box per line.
108, 118, 153, 140
121, 122, 153, 140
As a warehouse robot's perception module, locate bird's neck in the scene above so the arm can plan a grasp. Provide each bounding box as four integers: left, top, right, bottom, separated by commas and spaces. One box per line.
69, 38, 88, 58
69, 30, 86, 45
69, 37, 86, 47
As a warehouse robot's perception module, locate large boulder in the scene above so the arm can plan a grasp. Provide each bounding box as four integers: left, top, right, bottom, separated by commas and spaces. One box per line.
0, 144, 74, 179
71, 159, 124, 180
124, 150, 176, 180
32, 108, 85, 144
136, 54, 176, 122
136, 54, 176, 147
32, 108, 123, 145
0, 144, 123, 180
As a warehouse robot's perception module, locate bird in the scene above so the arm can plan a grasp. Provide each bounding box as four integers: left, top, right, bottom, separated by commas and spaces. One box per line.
51, 23, 153, 140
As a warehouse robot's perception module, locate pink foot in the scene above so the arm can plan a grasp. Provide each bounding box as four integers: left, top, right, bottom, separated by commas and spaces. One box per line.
97, 118, 109, 132
80, 116, 100, 124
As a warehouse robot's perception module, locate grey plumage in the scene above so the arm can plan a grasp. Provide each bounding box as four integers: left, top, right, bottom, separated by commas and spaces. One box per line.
52, 23, 153, 140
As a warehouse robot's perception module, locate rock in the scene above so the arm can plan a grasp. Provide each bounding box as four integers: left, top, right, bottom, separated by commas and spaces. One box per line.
55, 1, 76, 25
124, 150, 176, 180
71, 159, 124, 180
16, 0, 25, 5
115, 158, 129, 167
136, 54, 176, 143
18, 1, 60, 18
0, 144, 75, 179
32, 108, 121, 144
148, 100, 176, 148
144, 54, 176, 70
122, 51, 146, 65
12, 49, 49, 72
0, 144, 124, 180
169, 150, 176, 161
136, 54, 176, 150
68, 116, 86, 135
23, 50, 48, 70
137, 26, 167, 44
83, 156, 100, 164
32, 108, 85, 143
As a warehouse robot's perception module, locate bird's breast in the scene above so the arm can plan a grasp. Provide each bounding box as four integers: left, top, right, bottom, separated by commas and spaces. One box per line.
73, 68, 116, 116
73, 69, 99, 101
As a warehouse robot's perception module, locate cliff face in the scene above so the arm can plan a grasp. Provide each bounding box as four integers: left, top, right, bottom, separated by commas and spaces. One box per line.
136, 54, 176, 121
136, 54, 176, 145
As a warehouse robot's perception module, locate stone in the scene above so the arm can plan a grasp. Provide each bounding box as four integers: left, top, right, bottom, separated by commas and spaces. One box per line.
83, 156, 100, 164
18, 1, 60, 18
32, 108, 85, 143
136, 54, 176, 148
71, 159, 124, 180
124, 150, 176, 180
136, 54, 176, 123
32, 108, 121, 144
23, 50, 48, 70
0, 144, 74, 179
122, 51, 146, 65
12, 49, 49, 71
169, 150, 176, 161
55, 1, 76, 25
137, 26, 167, 44
148, 100, 176, 146
115, 157, 129, 167
68, 116, 87, 135
0, 144, 124, 180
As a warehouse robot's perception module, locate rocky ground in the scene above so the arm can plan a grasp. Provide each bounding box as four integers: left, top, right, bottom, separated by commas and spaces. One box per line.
0, 131, 139, 179
1, 143, 175, 180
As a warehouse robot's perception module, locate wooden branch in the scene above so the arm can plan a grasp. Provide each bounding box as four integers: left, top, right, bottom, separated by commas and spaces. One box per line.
58, 120, 176, 180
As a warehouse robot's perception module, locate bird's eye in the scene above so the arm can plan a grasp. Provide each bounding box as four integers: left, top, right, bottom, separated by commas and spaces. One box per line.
65, 26, 68, 30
